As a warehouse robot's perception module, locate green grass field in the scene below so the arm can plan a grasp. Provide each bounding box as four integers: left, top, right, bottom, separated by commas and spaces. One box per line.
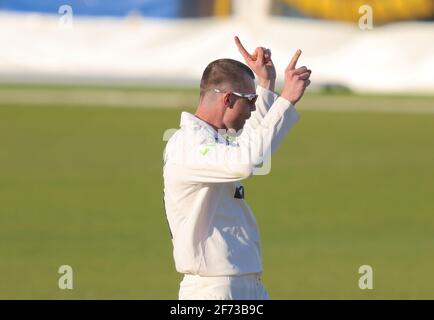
1, 86, 434, 299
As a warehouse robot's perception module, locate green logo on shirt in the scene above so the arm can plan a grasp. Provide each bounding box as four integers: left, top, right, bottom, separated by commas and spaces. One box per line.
199, 142, 216, 156
200, 147, 210, 156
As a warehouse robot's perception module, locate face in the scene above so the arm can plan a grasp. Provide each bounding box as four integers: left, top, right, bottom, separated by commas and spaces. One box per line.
222, 75, 256, 132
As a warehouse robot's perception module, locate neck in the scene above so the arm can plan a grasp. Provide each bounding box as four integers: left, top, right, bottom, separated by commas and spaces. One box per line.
194, 107, 226, 132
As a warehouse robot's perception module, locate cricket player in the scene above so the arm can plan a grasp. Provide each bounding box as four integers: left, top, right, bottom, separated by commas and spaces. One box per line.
163, 36, 311, 299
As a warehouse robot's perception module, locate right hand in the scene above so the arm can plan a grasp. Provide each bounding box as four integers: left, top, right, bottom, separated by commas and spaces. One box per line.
281, 50, 311, 105
234, 36, 276, 91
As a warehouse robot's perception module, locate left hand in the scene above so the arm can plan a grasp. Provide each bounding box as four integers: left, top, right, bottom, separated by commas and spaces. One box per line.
234, 36, 276, 90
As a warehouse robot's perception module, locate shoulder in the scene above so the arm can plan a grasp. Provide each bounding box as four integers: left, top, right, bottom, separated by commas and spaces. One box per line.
164, 118, 216, 164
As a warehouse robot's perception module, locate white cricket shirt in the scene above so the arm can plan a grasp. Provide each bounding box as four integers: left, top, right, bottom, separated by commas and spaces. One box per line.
163, 86, 299, 276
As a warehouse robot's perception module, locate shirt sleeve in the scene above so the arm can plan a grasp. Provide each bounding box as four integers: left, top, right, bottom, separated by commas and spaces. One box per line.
167, 97, 299, 184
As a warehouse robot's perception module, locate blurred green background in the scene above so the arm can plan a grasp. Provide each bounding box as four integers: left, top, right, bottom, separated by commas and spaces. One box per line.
1, 85, 434, 299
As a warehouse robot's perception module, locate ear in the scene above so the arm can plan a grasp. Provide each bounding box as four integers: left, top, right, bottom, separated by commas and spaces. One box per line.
223, 93, 234, 108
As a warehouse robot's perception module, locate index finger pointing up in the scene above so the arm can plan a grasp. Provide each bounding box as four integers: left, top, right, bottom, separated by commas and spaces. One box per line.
234, 36, 252, 62
287, 49, 302, 70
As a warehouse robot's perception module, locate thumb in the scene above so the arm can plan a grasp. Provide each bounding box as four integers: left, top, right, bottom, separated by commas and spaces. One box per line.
256, 47, 264, 64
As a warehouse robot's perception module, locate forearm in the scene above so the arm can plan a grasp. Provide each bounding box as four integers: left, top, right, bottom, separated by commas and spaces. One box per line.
258, 78, 275, 93
241, 96, 299, 166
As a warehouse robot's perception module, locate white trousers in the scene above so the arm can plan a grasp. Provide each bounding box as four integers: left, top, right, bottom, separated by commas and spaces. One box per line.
178, 273, 269, 300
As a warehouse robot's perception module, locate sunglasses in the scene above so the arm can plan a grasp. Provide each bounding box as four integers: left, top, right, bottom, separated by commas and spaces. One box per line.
214, 88, 258, 105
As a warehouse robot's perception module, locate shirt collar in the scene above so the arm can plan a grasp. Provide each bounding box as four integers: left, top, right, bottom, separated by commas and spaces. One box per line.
180, 112, 229, 144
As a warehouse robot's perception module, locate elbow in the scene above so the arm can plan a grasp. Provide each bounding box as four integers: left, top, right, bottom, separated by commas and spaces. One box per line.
236, 164, 253, 179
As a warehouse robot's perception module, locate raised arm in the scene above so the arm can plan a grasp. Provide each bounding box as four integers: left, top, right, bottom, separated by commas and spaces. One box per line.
235, 36, 278, 131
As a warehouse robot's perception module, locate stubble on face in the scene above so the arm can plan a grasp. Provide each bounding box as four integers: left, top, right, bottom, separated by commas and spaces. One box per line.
224, 76, 256, 132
